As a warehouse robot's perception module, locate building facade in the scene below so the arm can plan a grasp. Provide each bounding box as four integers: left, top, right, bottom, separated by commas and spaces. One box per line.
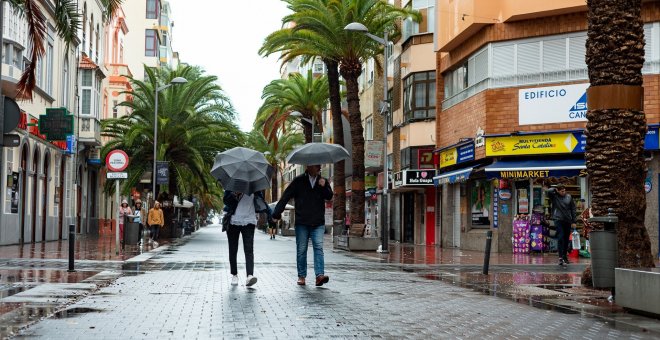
433, 0, 660, 257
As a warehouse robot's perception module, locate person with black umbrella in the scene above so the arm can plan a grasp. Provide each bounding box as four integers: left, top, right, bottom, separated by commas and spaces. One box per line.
272, 164, 333, 286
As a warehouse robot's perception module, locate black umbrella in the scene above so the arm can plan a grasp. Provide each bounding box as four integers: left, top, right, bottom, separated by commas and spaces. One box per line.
211, 147, 274, 195
286, 142, 351, 165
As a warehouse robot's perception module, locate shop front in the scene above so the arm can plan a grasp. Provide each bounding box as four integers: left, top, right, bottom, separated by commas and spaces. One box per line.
391, 169, 436, 245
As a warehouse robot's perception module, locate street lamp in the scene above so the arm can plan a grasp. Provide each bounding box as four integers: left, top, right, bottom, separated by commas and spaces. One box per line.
290, 111, 316, 142
345, 22, 390, 253
153, 77, 187, 203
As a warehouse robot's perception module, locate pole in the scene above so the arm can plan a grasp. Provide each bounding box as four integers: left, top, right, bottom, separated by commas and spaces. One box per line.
0, 0, 5, 237
115, 179, 119, 254
152, 86, 158, 203
483, 230, 493, 275
312, 115, 315, 142
380, 31, 389, 253
67, 224, 75, 272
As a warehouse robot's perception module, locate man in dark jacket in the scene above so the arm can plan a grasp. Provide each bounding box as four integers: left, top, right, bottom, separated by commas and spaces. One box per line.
546, 184, 577, 266
272, 164, 333, 286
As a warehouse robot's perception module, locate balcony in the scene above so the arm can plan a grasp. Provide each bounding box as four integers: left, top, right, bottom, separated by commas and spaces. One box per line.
79, 117, 101, 146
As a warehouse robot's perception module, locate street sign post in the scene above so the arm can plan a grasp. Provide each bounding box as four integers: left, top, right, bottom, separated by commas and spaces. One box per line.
106, 172, 128, 179
106, 150, 130, 255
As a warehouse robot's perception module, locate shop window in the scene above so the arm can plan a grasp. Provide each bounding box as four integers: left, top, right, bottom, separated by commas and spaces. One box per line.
470, 180, 491, 227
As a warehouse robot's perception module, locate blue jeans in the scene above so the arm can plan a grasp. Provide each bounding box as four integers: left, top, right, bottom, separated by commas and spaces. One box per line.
295, 225, 325, 278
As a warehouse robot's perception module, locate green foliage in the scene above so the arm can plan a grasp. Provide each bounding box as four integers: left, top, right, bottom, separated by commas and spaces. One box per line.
101, 65, 244, 203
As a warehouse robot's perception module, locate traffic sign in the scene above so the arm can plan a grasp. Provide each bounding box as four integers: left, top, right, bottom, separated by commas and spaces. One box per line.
106, 150, 129, 172
106, 172, 128, 179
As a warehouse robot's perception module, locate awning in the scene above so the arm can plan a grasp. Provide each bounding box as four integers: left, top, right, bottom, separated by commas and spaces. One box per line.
433, 167, 473, 186
485, 158, 586, 179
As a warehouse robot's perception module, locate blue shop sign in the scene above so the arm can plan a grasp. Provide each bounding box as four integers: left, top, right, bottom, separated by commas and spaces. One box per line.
645, 126, 659, 150
457, 143, 475, 163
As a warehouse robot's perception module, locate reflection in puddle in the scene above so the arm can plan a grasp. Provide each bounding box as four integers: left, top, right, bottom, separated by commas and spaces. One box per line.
52, 307, 104, 319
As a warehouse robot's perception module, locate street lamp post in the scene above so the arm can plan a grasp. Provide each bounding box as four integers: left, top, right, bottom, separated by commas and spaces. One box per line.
290, 111, 315, 142
152, 77, 187, 204
345, 22, 390, 253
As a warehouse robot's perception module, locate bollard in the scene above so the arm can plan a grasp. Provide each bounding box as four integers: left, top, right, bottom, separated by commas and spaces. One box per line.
68, 224, 75, 272
482, 230, 493, 275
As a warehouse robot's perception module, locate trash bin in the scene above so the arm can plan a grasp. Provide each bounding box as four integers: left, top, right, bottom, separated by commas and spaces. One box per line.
123, 215, 140, 245
589, 209, 618, 288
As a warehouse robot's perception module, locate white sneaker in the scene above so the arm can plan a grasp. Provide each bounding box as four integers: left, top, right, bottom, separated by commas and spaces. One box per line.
231, 275, 239, 286
246, 275, 257, 287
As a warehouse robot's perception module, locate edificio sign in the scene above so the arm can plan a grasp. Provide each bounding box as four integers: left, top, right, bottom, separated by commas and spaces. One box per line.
519, 83, 589, 125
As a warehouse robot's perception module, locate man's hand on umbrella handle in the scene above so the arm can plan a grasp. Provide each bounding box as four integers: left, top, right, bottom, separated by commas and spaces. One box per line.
319, 178, 326, 187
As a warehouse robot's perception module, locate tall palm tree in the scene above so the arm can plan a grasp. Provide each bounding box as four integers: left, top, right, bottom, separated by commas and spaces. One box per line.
101, 65, 243, 200
255, 70, 329, 144
260, 0, 348, 224
584, 0, 655, 273
9, 0, 122, 99
246, 128, 304, 202
263, 0, 416, 225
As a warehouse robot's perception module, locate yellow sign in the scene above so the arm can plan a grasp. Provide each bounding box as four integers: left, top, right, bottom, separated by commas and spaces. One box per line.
440, 148, 457, 168
485, 133, 579, 156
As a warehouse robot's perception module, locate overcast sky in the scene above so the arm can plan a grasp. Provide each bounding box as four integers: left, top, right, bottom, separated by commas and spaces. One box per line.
167, 0, 290, 131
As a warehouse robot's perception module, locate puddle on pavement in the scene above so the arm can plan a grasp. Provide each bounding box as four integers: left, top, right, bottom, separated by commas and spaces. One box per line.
52, 307, 104, 319
120, 263, 150, 276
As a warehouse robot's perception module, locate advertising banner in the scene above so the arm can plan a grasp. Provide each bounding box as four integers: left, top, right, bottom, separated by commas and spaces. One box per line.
519, 83, 589, 125
156, 161, 169, 185
486, 133, 583, 156
439, 143, 475, 168
364, 141, 384, 168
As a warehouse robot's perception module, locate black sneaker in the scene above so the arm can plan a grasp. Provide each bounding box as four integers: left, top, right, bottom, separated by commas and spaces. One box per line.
563, 258, 570, 265
558, 258, 566, 266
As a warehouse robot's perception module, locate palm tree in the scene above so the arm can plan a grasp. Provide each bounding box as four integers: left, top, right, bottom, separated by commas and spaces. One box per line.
101, 65, 243, 201
246, 128, 304, 202
255, 70, 329, 144
584, 0, 655, 274
262, 0, 417, 225
260, 0, 348, 224
9, 0, 122, 99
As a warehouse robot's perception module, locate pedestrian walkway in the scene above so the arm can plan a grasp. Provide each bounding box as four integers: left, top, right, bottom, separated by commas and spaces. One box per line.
14, 225, 659, 339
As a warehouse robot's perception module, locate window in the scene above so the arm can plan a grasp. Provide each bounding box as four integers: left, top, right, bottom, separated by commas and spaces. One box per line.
402, 0, 435, 41
82, 4, 87, 54
46, 26, 54, 95
403, 71, 435, 121
471, 180, 491, 228
113, 100, 118, 118
365, 116, 373, 141
81, 70, 93, 115
400, 146, 434, 170
146, 0, 159, 19
95, 77, 102, 118
313, 62, 324, 73
61, 55, 69, 107
145, 29, 157, 57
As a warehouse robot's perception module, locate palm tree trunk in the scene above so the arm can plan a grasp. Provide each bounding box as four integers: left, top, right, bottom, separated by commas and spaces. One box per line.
341, 60, 366, 225
585, 0, 655, 273
325, 59, 347, 224
271, 168, 279, 202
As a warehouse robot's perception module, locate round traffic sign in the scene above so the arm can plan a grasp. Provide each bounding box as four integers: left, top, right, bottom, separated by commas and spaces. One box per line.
106, 150, 129, 172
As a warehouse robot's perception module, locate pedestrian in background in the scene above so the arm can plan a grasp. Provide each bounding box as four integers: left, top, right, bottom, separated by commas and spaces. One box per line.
545, 184, 577, 266
148, 201, 165, 245
118, 199, 132, 247
272, 164, 333, 287
223, 190, 273, 287
133, 199, 148, 245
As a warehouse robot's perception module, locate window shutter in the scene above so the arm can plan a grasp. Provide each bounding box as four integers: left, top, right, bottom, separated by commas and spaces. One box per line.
474, 49, 488, 84
467, 57, 476, 86
569, 35, 587, 70
517, 42, 540, 83
644, 23, 654, 73
492, 45, 515, 86
542, 38, 566, 81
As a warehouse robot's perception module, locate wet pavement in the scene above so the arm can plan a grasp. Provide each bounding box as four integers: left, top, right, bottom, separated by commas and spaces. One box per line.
7, 225, 660, 339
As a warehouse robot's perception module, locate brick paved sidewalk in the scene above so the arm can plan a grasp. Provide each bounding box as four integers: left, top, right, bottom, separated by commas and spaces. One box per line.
14, 225, 658, 339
